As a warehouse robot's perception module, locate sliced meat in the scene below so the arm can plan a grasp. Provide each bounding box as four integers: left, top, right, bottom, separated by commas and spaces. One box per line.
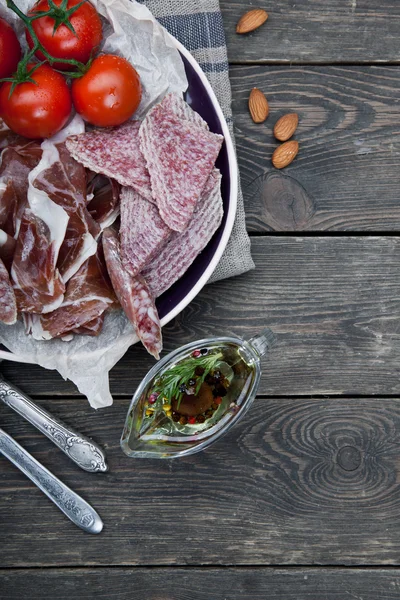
66, 121, 153, 201
12, 208, 66, 314
102, 226, 162, 359
0, 228, 16, 272
32, 135, 100, 283
71, 314, 106, 337
0, 139, 42, 237
86, 172, 120, 229
0, 257, 17, 325
143, 169, 224, 297
120, 186, 171, 277
139, 96, 223, 232
161, 93, 209, 130
33, 245, 117, 340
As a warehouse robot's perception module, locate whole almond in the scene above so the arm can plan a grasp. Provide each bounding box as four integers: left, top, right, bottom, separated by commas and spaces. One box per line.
236, 9, 268, 34
274, 113, 299, 142
249, 88, 269, 123
272, 141, 299, 169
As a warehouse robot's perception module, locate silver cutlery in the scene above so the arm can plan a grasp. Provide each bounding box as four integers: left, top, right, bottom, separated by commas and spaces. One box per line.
0, 427, 103, 534
0, 376, 108, 473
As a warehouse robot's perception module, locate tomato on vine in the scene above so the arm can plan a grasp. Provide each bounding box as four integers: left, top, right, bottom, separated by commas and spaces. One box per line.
0, 63, 72, 139
71, 54, 142, 127
0, 18, 21, 79
26, 0, 103, 71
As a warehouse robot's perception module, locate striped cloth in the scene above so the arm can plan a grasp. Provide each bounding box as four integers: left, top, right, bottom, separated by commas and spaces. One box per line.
140, 0, 255, 282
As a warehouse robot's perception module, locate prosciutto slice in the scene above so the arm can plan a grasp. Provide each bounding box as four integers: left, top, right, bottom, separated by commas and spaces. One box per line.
143, 169, 224, 298
102, 226, 162, 359
32, 123, 100, 282
33, 245, 117, 340
139, 94, 223, 232
71, 314, 106, 337
12, 208, 66, 314
120, 186, 171, 277
66, 121, 153, 201
0, 139, 42, 237
0, 228, 16, 272
0, 258, 17, 325
86, 172, 120, 229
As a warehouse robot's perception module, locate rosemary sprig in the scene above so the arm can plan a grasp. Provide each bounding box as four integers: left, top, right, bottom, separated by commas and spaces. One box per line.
152, 351, 223, 409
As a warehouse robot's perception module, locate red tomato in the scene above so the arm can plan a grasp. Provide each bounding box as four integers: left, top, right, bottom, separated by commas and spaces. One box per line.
26, 0, 102, 71
72, 54, 142, 127
0, 18, 21, 79
0, 64, 72, 139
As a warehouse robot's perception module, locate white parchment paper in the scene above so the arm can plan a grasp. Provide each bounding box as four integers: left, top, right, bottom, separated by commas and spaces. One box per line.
0, 0, 188, 408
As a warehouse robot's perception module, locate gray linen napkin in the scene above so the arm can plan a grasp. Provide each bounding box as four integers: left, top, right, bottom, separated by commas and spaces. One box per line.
140, 0, 255, 282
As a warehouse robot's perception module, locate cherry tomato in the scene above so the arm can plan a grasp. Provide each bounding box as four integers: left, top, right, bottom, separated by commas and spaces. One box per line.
0, 18, 21, 79
72, 54, 142, 127
26, 0, 102, 71
0, 64, 72, 139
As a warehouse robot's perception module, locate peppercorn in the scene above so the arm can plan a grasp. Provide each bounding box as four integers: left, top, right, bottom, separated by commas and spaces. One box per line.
205, 374, 216, 385
172, 413, 180, 422
200, 348, 208, 355
212, 403, 219, 410
179, 416, 187, 425
188, 416, 196, 425
214, 396, 222, 405
188, 379, 196, 387
197, 415, 205, 423
195, 366, 205, 376
205, 410, 213, 418
213, 370, 222, 381
213, 384, 228, 397
179, 384, 187, 393
192, 350, 201, 358
163, 403, 172, 411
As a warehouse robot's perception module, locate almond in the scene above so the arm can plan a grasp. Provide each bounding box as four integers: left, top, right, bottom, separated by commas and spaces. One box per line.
236, 9, 268, 34
274, 113, 299, 142
272, 141, 299, 169
249, 88, 269, 123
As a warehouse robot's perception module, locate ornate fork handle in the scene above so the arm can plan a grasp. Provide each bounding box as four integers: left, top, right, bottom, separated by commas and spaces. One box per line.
0, 378, 108, 473
0, 428, 103, 534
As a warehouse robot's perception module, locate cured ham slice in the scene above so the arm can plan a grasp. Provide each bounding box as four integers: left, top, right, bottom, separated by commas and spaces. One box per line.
139, 94, 223, 232
120, 186, 171, 277
0, 258, 17, 325
143, 169, 224, 298
86, 172, 120, 229
33, 246, 117, 340
12, 208, 66, 314
0, 139, 42, 237
0, 228, 16, 272
66, 121, 153, 201
71, 314, 106, 337
32, 119, 100, 282
102, 227, 162, 359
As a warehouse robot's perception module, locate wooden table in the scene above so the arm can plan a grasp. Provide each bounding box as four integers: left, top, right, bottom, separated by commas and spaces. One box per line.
2, 2, 400, 598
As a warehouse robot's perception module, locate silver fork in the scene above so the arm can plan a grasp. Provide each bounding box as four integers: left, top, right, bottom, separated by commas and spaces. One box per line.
0, 376, 108, 473
0, 427, 103, 534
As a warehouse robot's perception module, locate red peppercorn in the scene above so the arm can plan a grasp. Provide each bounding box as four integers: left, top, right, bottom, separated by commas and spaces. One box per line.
192, 350, 201, 358
148, 393, 158, 405
214, 396, 222, 405
188, 416, 196, 425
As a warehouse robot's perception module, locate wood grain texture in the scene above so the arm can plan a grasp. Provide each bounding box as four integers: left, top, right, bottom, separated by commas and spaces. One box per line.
230, 65, 400, 231
220, 1, 400, 63
3, 236, 400, 397
2, 568, 400, 599
3, 396, 400, 566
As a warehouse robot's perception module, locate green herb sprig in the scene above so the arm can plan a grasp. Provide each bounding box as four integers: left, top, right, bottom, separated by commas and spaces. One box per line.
152, 351, 223, 409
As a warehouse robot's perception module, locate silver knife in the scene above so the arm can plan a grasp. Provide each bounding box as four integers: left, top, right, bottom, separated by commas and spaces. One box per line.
0, 377, 108, 473
0, 427, 103, 534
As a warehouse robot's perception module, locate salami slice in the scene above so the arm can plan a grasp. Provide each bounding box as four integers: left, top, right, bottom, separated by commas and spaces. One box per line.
139, 96, 223, 232
142, 169, 224, 298
160, 93, 209, 130
0, 257, 17, 325
66, 122, 153, 201
120, 186, 171, 277
102, 227, 162, 359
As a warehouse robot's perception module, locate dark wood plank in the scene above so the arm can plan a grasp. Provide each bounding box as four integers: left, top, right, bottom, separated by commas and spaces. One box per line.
2, 568, 400, 599
3, 395, 400, 566
230, 65, 400, 232
220, 1, 400, 63
3, 236, 400, 397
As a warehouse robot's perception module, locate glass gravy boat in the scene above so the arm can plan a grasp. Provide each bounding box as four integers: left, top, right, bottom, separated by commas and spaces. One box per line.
121, 328, 276, 459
